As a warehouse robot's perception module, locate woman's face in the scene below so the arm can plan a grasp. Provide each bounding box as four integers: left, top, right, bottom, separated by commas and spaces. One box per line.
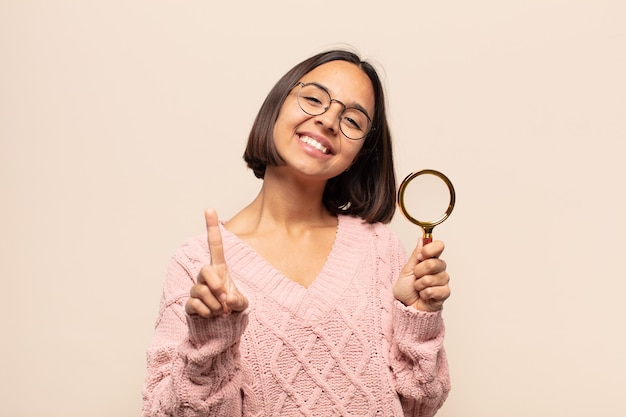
271, 60, 375, 181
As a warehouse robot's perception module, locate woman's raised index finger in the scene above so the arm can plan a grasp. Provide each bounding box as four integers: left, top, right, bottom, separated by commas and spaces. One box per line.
205, 208, 226, 265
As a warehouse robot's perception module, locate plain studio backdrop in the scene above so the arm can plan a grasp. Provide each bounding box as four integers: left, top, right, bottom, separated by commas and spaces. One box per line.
1, 1, 624, 416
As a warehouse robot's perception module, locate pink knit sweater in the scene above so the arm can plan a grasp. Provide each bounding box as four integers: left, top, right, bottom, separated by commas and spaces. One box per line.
142, 214, 450, 416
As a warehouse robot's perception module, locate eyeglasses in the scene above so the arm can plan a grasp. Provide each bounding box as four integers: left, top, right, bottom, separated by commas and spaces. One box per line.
294, 82, 374, 140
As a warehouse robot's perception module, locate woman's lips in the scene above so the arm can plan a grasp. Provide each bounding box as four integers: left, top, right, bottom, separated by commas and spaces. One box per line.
299, 135, 331, 155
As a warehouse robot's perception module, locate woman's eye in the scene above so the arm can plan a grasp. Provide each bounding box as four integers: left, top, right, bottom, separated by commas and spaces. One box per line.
344, 116, 363, 131
303, 95, 324, 106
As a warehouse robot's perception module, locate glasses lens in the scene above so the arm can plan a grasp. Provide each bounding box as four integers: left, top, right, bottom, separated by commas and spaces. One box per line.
340, 109, 371, 140
298, 84, 330, 116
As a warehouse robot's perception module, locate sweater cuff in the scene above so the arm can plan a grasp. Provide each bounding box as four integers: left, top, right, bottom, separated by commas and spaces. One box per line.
186, 310, 249, 347
393, 300, 444, 343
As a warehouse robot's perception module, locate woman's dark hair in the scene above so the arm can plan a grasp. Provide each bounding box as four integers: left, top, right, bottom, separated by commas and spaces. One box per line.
243, 49, 396, 224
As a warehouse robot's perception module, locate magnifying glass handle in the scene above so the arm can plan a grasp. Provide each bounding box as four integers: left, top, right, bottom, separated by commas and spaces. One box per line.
423, 228, 433, 245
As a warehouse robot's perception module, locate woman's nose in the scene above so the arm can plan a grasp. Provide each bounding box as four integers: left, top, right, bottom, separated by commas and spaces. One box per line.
315, 101, 343, 134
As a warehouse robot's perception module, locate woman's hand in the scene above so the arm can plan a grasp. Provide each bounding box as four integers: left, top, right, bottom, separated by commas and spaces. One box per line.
393, 239, 451, 312
185, 208, 249, 318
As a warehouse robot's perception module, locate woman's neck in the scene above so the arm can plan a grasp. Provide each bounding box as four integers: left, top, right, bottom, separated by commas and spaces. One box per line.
225, 167, 337, 236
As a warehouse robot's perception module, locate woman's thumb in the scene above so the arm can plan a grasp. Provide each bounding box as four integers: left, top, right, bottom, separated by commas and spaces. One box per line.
225, 279, 248, 312
402, 238, 424, 273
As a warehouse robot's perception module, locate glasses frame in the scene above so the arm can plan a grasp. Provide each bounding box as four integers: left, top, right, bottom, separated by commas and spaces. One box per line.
294, 82, 374, 140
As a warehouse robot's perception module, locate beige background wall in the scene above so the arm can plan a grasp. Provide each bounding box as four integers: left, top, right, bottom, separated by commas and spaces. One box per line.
1, 1, 624, 416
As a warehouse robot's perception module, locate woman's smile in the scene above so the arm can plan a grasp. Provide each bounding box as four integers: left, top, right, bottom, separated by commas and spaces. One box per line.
298, 134, 332, 155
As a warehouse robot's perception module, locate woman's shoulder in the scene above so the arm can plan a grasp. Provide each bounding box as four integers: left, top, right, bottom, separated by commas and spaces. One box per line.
337, 214, 404, 257
172, 223, 247, 265
336, 215, 407, 274
171, 232, 209, 266
338, 213, 398, 239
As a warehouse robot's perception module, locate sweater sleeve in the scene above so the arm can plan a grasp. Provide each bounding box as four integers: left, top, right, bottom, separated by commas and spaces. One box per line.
390, 302, 450, 417
383, 228, 451, 417
142, 239, 249, 417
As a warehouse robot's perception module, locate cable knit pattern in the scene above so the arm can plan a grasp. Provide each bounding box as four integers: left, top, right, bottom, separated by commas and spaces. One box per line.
142, 215, 450, 417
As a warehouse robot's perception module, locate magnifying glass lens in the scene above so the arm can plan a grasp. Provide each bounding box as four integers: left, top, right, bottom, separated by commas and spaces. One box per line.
397, 169, 456, 244
402, 174, 451, 223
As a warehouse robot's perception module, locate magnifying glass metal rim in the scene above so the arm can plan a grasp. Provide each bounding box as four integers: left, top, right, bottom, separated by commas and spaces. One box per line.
397, 169, 456, 232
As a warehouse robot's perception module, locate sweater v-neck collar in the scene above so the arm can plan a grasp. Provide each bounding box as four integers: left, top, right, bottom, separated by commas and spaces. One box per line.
220, 214, 369, 322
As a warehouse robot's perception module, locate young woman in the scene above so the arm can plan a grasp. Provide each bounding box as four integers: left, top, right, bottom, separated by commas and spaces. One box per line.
142, 49, 451, 417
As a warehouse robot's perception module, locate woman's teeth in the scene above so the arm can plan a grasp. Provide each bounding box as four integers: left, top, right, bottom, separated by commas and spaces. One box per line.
300, 136, 329, 154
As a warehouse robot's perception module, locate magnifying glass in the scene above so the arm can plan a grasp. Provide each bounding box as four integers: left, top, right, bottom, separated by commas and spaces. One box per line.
397, 169, 456, 244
